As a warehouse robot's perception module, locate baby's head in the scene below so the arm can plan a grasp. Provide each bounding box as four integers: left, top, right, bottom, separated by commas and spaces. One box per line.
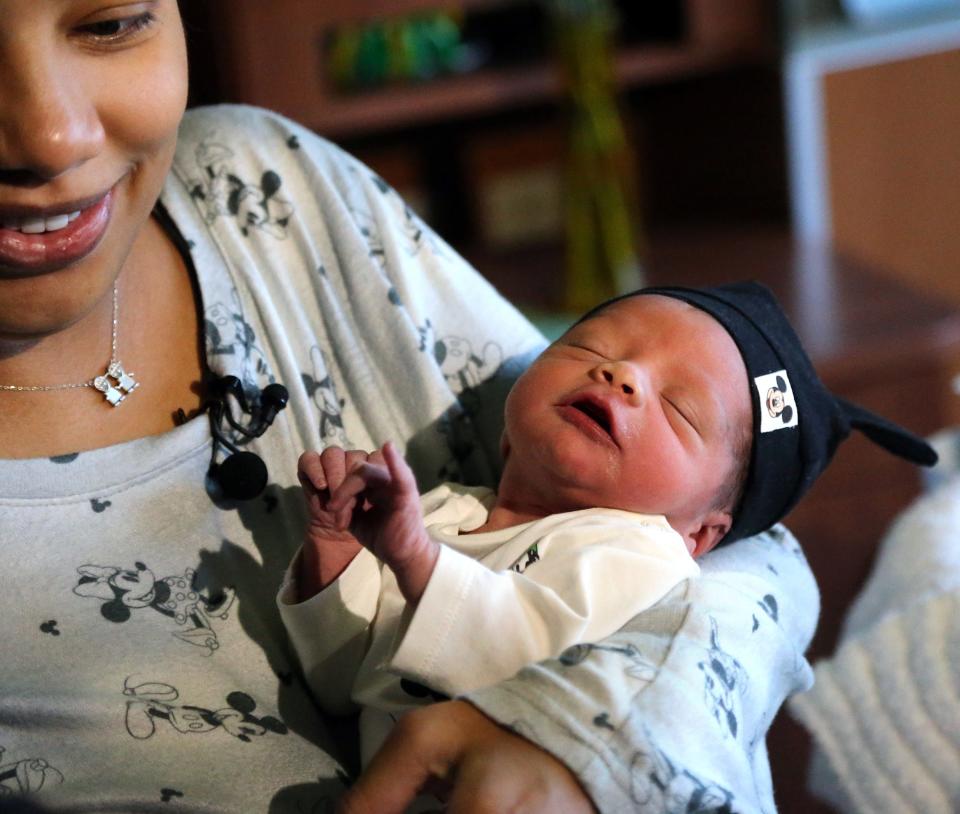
499, 282, 937, 556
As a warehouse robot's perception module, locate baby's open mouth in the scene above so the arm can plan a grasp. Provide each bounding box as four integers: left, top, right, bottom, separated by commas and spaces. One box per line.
570, 399, 614, 437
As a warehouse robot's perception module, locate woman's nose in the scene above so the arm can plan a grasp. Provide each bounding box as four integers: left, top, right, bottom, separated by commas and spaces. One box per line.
592, 361, 644, 406
0, 52, 105, 183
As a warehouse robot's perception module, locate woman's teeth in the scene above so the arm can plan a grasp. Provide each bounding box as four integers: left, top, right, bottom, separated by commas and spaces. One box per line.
2, 211, 81, 234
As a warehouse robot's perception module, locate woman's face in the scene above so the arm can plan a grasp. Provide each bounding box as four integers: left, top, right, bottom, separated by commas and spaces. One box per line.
0, 0, 187, 337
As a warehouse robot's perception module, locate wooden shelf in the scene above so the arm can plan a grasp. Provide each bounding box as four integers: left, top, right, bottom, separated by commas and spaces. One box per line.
306, 43, 767, 137
211, 0, 772, 138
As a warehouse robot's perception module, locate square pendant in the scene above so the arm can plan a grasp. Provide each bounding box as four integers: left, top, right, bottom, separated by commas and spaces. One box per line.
94, 375, 125, 406
107, 362, 138, 394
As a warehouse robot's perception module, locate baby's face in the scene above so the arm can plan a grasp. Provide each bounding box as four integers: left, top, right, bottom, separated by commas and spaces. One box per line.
500, 295, 751, 555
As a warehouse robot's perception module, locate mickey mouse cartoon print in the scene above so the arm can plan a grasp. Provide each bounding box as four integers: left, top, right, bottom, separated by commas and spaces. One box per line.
73, 562, 236, 654
754, 369, 798, 433
0, 745, 64, 797
121, 678, 287, 742
766, 383, 789, 421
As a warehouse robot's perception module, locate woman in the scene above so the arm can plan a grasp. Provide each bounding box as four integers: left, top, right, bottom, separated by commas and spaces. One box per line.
0, 2, 817, 811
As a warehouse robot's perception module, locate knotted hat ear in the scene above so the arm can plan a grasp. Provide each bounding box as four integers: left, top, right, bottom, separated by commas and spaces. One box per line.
579, 282, 938, 543
838, 397, 938, 466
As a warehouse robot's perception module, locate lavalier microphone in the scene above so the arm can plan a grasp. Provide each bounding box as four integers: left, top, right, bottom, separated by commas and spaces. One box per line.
207, 375, 289, 500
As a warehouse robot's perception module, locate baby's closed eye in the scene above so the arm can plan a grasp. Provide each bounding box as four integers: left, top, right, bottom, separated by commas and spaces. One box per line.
663, 396, 702, 436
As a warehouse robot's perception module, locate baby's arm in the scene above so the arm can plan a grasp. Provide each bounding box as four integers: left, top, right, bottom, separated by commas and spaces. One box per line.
388, 518, 699, 698
285, 446, 389, 714
326, 441, 440, 604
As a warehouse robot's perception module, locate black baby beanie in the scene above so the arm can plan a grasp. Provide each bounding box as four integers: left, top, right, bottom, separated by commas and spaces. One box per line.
584, 281, 938, 544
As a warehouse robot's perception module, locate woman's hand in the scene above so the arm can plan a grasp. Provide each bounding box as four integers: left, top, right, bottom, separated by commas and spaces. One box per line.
337, 700, 598, 814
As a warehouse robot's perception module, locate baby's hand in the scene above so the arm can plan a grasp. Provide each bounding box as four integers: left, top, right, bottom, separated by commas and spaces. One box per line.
296, 447, 372, 600
328, 441, 439, 604
299, 447, 373, 541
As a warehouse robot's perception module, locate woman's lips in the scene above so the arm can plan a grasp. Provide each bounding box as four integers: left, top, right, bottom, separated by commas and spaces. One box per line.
0, 190, 113, 276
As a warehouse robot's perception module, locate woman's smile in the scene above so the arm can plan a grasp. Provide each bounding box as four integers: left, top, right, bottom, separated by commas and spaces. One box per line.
0, 0, 188, 335
0, 186, 115, 276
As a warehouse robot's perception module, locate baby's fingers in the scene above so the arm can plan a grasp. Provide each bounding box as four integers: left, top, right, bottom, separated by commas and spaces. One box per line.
328, 462, 391, 513
367, 446, 386, 469
297, 450, 327, 493
382, 441, 419, 498
318, 446, 372, 495
316, 446, 347, 493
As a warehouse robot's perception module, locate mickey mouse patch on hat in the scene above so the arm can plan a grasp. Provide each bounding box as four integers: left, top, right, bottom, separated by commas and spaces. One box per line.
754, 370, 798, 433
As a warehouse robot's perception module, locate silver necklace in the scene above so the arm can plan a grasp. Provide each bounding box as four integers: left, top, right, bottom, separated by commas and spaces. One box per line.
0, 281, 138, 406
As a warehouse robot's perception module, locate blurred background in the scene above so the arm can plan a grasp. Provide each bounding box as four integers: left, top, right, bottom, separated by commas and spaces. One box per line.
180, 1, 960, 810
182, 0, 960, 315
183, 0, 786, 315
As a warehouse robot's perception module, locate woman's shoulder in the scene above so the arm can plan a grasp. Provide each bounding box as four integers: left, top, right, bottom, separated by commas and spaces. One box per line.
176, 104, 362, 180
179, 103, 323, 148
171, 104, 387, 213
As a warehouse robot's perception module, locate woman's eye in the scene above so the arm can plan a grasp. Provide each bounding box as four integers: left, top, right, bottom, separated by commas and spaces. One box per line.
76, 12, 156, 44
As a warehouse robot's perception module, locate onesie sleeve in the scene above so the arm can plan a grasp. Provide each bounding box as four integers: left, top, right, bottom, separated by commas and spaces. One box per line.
387, 516, 699, 697
278, 547, 381, 715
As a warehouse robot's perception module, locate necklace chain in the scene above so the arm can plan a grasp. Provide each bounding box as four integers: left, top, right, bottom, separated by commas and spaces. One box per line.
0, 282, 138, 406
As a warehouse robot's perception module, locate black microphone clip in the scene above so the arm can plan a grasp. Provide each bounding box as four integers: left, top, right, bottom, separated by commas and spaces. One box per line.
207, 375, 289, 501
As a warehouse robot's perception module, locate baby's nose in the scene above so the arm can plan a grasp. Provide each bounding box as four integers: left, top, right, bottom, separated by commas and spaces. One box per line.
594, 361, 643, 405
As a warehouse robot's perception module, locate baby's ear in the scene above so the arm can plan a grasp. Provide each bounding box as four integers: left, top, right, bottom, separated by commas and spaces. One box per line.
685, 510, 732, 558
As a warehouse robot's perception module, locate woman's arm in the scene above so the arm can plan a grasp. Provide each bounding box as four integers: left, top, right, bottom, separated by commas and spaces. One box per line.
462, 526, 819, 812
